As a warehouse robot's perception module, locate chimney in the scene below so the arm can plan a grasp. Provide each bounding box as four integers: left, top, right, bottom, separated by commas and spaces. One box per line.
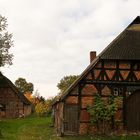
90, 51, 96, 63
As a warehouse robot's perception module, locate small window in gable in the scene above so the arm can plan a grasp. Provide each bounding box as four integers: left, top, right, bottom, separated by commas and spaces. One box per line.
113, 87, 123, 96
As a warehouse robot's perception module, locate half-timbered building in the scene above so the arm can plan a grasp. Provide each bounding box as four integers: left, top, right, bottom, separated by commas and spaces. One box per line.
0, 72, 31, 118
53, 16, 140, 135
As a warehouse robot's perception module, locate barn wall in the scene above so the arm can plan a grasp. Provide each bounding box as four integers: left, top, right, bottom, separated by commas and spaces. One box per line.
24, 105, 32, 116
81, 60, 127, 133
0, 87, 20, 118
55, 60, 140, 135
0, 87, 27, 118
80, 85, 94, 134
70, 60, 133, 134
82, 60, 140, 134
18, 102, 24, 116
54, 102, 64, 135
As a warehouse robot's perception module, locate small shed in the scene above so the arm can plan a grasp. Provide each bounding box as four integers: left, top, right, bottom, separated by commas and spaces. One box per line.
0, 72, 31, 118
53, 16, 140, 135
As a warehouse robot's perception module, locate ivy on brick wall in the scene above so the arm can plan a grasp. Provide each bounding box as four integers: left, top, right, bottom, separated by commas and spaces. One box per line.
87, 94, 118, 134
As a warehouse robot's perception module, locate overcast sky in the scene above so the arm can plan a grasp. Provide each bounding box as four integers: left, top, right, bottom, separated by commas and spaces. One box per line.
0, 0, 140, 98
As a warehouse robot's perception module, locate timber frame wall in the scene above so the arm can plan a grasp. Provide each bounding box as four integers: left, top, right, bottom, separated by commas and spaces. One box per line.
54, 59, 140, 135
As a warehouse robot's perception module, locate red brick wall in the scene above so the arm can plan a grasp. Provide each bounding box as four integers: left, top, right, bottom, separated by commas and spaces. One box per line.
82, 84, 97, 95
79, 123, 89, 135
81, 97, 93, 108
101, 86, 111, 96
80, 110, 90, 121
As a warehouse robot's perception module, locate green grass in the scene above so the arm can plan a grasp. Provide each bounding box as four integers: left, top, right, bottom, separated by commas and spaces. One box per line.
0, 115, 140, 140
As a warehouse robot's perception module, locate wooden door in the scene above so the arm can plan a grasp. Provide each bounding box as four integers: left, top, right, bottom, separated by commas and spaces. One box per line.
126, 90, 140, 131
64, 104, 79, 134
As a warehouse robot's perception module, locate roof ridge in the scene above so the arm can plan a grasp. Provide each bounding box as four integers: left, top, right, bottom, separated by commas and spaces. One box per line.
128, 16, 140, 27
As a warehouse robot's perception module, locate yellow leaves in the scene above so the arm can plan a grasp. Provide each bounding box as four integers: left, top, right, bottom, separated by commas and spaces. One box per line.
35, 102, 49, 116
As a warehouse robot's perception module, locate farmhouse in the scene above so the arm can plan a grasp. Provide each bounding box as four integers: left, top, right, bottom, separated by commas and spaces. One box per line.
0, 72, 31, 118
53, 16, 140, 135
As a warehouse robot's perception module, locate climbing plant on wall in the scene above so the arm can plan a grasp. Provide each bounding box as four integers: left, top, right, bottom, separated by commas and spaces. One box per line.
87, 94, 118, 134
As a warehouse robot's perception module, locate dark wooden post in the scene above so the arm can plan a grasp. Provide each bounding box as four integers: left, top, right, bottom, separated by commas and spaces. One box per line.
123, 87, 127, 130
78, 83, 82, 134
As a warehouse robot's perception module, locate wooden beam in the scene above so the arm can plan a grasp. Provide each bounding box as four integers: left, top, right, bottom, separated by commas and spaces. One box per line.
69, 94, 78, 97
78, 84, 82, 132
80, 121, 90, 123
123, 88, 127, 129
81, 80, 140, 86
94, 67, 130, 71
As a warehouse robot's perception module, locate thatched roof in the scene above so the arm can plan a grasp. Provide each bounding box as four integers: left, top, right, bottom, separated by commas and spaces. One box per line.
100, 24, 140, 60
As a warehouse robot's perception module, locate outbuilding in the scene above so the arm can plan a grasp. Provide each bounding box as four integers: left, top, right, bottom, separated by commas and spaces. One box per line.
0, 72, 31, 118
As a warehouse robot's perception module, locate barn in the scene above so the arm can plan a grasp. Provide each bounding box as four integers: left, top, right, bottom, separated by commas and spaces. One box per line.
53, 16, 140, 135
0, 72, 31, 118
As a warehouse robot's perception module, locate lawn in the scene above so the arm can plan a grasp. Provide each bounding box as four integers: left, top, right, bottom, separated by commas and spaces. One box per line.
0, 115, 140, 140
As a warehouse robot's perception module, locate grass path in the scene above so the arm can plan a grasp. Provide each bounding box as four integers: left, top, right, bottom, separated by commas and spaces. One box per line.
0, 115, 140, 140
0, 115, 54, 140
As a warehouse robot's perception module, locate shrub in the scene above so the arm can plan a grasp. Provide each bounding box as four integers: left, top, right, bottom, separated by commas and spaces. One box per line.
87, 94, 117, 134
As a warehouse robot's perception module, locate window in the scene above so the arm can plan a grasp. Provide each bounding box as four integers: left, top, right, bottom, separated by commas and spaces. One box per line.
113, 87, 123, 96
133, 63, 140, 70
0, 104, 6, 111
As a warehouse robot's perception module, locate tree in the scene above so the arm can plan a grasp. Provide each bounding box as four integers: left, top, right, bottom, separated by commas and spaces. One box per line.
45, 96, 58, 113
0, 15, 13, 67
35, 102, 48, 116
15, 78, 34, 94
35, 97, 57, 116
57, 75, 79, 94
